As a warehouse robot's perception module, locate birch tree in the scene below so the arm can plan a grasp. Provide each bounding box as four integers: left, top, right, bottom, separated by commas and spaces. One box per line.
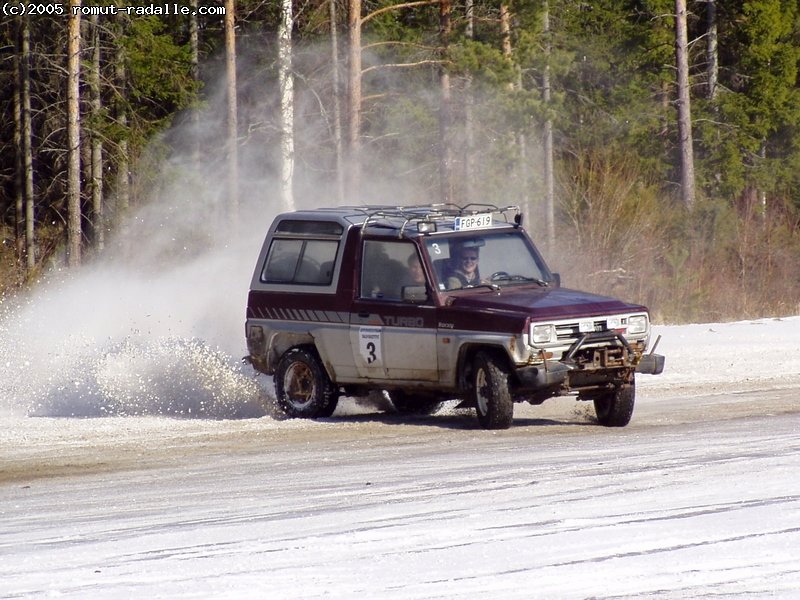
706, 0, 718, 101
67, 1, 82, 266
279, 0, 295, 211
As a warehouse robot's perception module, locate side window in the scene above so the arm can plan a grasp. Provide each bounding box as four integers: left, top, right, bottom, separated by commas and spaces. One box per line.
361, 240, 425, 301
262, 239, 339, 285
425, 239, 455, 291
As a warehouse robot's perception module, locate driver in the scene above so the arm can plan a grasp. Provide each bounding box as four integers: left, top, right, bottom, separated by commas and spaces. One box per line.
446, 246, 482, 288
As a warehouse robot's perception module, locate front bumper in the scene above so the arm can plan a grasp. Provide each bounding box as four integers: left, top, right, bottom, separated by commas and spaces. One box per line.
515, 331, 665, 392
635, 353, 665, 375
516, 361, 572, 389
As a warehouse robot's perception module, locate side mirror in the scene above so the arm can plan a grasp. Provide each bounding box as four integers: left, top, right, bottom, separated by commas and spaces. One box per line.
550, 273, 561, 288
402, 285, 429, 304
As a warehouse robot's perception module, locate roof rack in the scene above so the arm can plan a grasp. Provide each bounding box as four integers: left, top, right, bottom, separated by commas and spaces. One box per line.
339, 203, 521, 237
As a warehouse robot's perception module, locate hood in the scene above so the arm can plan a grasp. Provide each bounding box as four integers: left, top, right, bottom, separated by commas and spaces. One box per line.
447, 286, 648, 321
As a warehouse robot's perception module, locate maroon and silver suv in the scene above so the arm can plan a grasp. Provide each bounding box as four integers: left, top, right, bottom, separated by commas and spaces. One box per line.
245, 204, 664, 429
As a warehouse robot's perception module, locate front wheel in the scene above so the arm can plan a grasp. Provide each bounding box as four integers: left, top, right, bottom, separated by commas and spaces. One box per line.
274, 347, 338, 418
472, 352, 514, 430
593, 381, 635, 427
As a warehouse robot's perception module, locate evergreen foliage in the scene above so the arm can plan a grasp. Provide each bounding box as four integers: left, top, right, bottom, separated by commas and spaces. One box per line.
1, 0, 800, 321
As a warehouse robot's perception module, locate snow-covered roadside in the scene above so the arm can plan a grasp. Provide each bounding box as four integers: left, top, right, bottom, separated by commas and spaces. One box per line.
639, 316, 800, 396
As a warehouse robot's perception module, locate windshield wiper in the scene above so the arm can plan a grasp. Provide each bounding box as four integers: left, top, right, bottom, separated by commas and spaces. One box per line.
473, 283, 501, 292
527, 276, 550, 287
449, 282, 501, 292
490, 274, 549, 287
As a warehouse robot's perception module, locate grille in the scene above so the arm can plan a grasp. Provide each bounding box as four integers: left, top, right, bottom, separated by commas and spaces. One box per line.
555, 320, 607, 342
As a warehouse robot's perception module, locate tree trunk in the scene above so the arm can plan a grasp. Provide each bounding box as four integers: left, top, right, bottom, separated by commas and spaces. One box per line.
89, 14, 104, 251
500, 3, 512, 69
347, 0, 362, 199
13, 34, 24, 270
499, 3, 529, 214
330, 0, 345, 204
114, 13, 130, 215
463, 0, 474, 204
758, 142, 767, 219
225, 0, 239, 224
190, 0, 200, 164
67, 1, 82, 267
543, 1, 555, 250
675, 0, 695, 209
439, 0, 453, 203
706, 0, 718, 101
19, 15, 35, 270
279, 0, 296, 211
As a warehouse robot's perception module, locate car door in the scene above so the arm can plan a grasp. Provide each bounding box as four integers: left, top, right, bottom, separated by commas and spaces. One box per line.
349, 239, 438, 382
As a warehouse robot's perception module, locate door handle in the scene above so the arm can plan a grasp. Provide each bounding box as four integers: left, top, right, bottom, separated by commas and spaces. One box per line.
358, 312, 370, 318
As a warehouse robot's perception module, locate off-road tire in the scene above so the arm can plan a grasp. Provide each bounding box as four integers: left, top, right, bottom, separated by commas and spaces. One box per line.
593, 381, 635, 427
274, 347, 338, 418
472, 352, 514, 430
390, 390, 443, 416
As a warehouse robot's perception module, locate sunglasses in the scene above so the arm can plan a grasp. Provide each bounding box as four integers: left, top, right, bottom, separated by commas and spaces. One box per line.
461, 255, 479, 262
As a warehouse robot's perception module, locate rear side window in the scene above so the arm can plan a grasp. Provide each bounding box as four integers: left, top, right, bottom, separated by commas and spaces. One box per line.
261, 239, 339, 285
276, 220, 344, 236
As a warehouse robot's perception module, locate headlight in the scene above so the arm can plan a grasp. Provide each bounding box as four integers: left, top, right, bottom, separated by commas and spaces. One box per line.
627, 315, 649, 335
531, 324, 555, 344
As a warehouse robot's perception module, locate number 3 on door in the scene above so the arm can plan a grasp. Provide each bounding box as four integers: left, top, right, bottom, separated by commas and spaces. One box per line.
359, 327, 383, 366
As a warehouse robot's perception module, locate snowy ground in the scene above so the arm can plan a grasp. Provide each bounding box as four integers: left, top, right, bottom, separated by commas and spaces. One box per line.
2, 317, 800, 598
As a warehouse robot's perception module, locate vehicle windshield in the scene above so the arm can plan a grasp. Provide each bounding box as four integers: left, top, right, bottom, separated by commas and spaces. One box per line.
424, 231, 550, 291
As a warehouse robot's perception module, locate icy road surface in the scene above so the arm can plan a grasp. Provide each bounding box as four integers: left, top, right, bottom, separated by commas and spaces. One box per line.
2, 319, 800, 598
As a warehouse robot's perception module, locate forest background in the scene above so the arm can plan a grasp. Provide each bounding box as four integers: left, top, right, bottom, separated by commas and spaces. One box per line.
2, 0, 800, 324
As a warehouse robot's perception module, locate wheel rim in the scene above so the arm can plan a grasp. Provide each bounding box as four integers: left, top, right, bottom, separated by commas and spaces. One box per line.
475, 367, 489, 415
283, 362, 315, 409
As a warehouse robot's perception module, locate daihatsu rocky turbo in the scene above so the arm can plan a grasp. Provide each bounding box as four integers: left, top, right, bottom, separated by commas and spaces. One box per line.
245, 204, 664, 429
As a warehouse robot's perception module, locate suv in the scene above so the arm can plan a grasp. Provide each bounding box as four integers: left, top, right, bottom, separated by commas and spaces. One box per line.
245, 204, 664, 429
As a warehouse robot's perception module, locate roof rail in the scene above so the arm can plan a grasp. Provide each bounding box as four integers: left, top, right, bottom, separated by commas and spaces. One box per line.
345, 203, 520, 237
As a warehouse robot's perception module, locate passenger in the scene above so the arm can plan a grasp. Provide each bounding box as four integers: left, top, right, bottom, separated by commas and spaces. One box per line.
446, 247, 482, 288
406, 253, 426, 285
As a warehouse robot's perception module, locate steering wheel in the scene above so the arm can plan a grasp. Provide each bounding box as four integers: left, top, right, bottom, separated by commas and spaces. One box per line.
490, 271, 510, 281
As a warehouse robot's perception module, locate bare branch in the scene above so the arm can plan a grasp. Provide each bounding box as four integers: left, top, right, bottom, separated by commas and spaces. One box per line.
361, 0, 439, 25
362, 59, 445, 75
362, 40, 438, 52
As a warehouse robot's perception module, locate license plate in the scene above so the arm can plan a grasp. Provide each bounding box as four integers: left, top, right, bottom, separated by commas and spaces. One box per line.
454, 213, 492, 231
579, 320, 595, 333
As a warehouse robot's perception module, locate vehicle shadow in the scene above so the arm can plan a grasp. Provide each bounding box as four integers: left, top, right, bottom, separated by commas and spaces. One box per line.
328, 407, 592, 431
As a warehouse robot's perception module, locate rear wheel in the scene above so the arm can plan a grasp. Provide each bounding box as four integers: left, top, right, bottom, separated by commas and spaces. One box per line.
593, 381, 635, 427
472, 352, 514, 430
274, 347, 338, 418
